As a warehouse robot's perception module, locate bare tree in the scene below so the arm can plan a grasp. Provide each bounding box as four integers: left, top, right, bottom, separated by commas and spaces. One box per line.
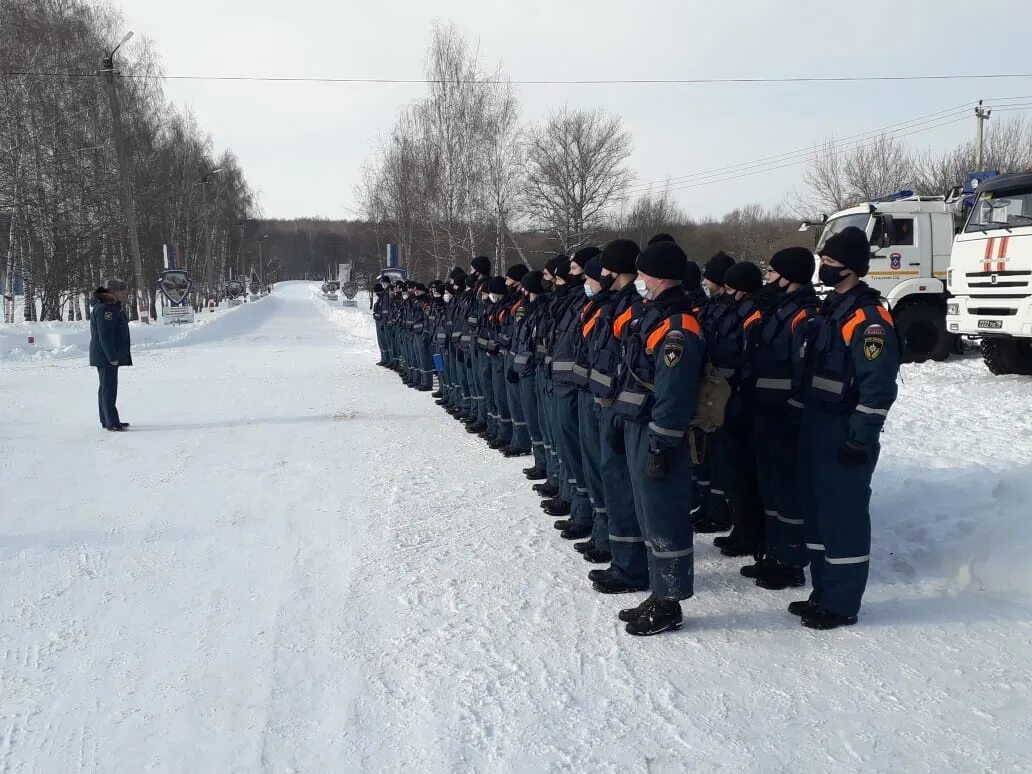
913, 116, 1032, 195
522, 107, 632, 253
796, 133, 915, 215
616, 188, 686, 247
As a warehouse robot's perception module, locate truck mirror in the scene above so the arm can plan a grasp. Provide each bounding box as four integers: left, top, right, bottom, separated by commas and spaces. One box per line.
878, 214, 894, 248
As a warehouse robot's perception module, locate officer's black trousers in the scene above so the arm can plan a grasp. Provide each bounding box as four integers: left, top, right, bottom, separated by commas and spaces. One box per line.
96, 365, 121, 429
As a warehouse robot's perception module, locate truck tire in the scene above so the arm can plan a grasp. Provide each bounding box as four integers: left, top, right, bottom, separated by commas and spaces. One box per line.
981, 339, 1032, 376
894, 302, 952, 364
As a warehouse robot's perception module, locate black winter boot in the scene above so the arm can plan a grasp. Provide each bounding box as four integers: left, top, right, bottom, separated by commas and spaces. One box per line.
756, 565, 806, 590
801, 607, 858, 630
619, 596, 657, 623
582, 547, 612, 564
625, 599, 683, 636
594, 574, 650, 595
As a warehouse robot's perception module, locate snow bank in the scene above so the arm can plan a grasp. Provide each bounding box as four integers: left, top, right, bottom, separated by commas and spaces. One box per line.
312, 287, 377, 343
0, 302, 248, 362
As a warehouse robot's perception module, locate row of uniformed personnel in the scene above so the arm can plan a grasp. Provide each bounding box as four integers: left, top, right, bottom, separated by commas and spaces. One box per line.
372, 226, 899, 635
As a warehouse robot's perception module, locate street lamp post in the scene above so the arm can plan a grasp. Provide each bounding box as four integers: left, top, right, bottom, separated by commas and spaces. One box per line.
257, 234, 270, 283
100, 31, 150, 322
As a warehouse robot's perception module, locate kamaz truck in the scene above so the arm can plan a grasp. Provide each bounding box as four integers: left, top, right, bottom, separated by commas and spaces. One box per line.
946, 171, 1032, 375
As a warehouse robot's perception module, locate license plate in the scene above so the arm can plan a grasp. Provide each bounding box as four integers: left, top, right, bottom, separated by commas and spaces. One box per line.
977, 319, 1003, 329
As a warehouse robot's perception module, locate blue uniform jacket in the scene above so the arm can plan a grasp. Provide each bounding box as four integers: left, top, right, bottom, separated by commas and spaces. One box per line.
89, 289, 132, 367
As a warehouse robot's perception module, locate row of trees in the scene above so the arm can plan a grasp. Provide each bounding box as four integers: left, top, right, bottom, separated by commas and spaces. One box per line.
0, 0, 256, 322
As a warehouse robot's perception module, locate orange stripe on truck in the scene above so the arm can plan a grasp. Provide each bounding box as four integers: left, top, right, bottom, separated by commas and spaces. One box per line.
984, 237, 995, 273
997, 236, 1010, 272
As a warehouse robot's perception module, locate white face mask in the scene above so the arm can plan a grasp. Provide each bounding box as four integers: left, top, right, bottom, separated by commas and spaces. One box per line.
489, 293, 502, 303
634, 278, 650, 299
443, 293, 453, 303
584, 284, 595, 298
402, 293, 410, 300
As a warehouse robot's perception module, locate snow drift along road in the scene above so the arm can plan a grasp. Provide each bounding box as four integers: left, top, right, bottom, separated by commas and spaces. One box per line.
1, 280, 1029, 773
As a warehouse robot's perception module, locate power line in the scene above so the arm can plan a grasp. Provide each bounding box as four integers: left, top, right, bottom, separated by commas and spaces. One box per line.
5, 70, 1032, 86
613, 114, 974, 200
620, 102, 977, 195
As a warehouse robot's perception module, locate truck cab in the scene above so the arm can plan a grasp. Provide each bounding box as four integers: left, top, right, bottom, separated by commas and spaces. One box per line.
814, 192, 957, 362
946, 171, 1032, 375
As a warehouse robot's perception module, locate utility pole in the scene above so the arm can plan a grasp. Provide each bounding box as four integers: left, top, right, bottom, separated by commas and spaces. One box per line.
975, 100, 992, 168
100, 32, 150, 322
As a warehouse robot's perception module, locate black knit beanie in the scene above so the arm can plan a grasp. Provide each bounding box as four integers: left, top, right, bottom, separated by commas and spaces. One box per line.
584, 257, 604, 282
820, 227, 871, 277
647, 233, 676, 246
636, 241, 688, 281
601, 239, 640, 275
470, 255, 491, 277
521, 270, 546, 295
769, 247, 816, 285
571, 246, 601, 269
683, 261, 702, 291
545, 254, 570, 279
506, 264, 529, 282
703, 251, 736, 285
487, 276, 507, 295
724, 261, 764, 294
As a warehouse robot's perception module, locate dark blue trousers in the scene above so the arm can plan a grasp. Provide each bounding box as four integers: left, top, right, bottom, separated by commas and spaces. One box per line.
97, 365, 121, 429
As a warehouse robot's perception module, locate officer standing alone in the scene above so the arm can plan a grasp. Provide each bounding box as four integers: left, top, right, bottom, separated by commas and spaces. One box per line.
89, 278, 133, 432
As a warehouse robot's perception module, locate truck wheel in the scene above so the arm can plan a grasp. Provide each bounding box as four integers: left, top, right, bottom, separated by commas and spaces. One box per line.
894, 303, 952, 364
981, 339, 1032, 376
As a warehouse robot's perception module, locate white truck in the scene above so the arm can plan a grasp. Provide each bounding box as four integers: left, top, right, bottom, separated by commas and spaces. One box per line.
807, 191, 958, 363
946, 171, 1032, 375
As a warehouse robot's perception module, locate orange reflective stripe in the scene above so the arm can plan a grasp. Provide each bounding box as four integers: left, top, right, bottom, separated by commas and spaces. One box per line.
613, 307, 634, 338
583, 309, 601, 338
791, 309, 810, 333
645, 314, 700, 353
645, 320, 672, 353
743, 310, 762, 330
841, 309, 866, 344
877, 306, 893, 325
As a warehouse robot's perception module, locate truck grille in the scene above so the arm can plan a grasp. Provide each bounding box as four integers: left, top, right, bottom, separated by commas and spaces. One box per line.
968, 307, 1018, 316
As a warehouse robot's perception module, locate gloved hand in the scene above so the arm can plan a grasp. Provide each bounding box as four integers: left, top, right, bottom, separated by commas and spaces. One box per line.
646, 449, 670, 480
838, 440, 869, 467
456, 349, 465, 363
610, 421, 626, 454
506, 368, 520, 384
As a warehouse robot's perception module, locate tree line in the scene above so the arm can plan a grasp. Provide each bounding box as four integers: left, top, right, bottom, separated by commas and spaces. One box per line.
0, 0, 256, 322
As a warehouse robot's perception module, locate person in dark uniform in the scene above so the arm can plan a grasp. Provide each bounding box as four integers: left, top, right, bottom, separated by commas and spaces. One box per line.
742, 247, 819, 590
793, 226, 899, 629
89, 278, 133, 431
612, 241, 705, 635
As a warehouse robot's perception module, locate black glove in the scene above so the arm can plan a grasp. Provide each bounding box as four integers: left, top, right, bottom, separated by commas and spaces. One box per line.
610, 422, 626, 454
456, 349, 465, 363
646, 449, 670, 480
838, 440, 869, 467
506, 368, 519, 384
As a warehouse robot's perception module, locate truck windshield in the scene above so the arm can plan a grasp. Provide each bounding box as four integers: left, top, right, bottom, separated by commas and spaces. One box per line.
816, 213, 872, 252
965, 189, 1032, 233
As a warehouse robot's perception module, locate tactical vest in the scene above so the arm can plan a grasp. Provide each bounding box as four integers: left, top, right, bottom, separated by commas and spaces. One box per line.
588, 286, 641, 400
551, 288, 590, 388
512, 298, 543, 376
803, 288, 894, 411
747, 290, 817, 408
710, 298, 761, 386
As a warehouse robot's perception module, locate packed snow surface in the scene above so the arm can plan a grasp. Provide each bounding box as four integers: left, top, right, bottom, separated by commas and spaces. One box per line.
1, 282, 1030, 773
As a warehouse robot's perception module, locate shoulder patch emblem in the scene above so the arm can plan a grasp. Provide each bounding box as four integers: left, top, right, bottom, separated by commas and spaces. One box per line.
864, 323, 887, 336
662, 339, 683, 368
863, 336, 884, 361
104, 311, 113, 320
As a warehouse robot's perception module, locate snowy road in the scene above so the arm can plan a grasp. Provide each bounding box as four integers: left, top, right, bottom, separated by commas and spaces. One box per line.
2, 282, 1031, 773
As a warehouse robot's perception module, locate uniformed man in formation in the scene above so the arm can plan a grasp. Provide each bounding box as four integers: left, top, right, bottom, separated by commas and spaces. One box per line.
374, 224, 899, 634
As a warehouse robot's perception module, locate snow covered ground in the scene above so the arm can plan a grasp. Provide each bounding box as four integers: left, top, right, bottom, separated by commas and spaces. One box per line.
1, 281, 1030, 773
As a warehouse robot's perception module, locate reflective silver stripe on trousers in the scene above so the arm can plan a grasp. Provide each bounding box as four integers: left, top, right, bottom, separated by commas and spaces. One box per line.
590, 371, 613, 388
718, 367, 735, 379
647, 543, 694, 559
806, 543, 826, 552
857, 404, 889, 417
595, 508, 608, 514
648, 422, 685, 439
513, 421, 527, 427
616, 390, 648, 406
610, 535, 645, 543
711, 488, 725, 496
755, 377, 791, 390
787, 398, 804, 409
552, 361, 575, 372
826, 554, 870, 565
532, 441, 544, 447
812, 376, 845, 395
514, 354, 530, 365
572, 365, 588, 378
777, 514, 805, 525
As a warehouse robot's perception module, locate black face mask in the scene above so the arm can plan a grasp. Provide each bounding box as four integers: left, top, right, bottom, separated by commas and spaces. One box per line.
541, 279, 554, 292
756, 283, 787, 302
819, 265, 849, 287
599, 275, 616, 292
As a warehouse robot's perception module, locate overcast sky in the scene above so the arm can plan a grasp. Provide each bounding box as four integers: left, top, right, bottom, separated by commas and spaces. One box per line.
118, 0, 1032, 222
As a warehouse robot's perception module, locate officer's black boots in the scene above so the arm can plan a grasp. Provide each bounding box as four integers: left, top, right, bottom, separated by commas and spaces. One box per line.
487, 438, 507, 450
543, 499, 571, 517
619, 596, 656, 622
713, 532, 760, 557
625, 599, 682, 636
756, 565, 806, 590
573, 540, 593, 554
503, 446, 531, 458
593, 573, 650, 595
693, 517, 729, 534
588, 568, 611, 582
523, 467, 548, 480
740, 558, 778, 579
801, 608, 858, 630
582, 547, 612, 564
467, 422, 487, 434
788, 598, 819, 617
560, 524, 592, 540
431, 390, 443, 399
552, 519, 575, 531
532, 482, 559, 497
